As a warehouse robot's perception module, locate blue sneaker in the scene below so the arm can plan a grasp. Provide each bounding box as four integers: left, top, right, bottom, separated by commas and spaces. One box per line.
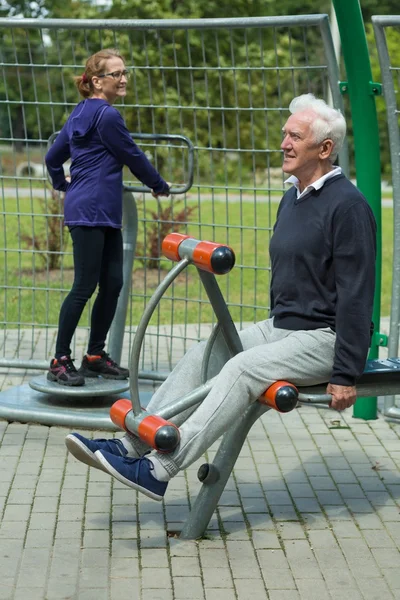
65, 433, 136, 472
95, 450, 167, 501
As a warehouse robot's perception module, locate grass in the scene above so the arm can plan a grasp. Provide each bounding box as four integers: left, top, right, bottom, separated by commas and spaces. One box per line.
0, 194, 394, 330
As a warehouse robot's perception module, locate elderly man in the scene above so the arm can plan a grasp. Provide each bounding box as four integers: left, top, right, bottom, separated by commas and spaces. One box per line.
65, 94, 376, 501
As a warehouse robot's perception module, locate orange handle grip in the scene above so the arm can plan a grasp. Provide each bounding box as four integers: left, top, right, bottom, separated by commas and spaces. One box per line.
162, 233, 191, 262
138, 415, 179, 449
259, 381, 298, 413
193, 241, 235, 274
110, 398, 133, 430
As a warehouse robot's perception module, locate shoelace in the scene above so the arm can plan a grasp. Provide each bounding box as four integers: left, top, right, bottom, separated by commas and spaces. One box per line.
102, 352, 118, 367
120, 455, 153, 473
60, 357, 77, 373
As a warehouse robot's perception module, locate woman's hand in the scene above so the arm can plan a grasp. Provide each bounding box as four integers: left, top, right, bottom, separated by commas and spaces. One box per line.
151, 182, 171, 198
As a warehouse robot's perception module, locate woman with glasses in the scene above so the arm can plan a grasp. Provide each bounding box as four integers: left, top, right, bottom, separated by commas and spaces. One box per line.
45, 48, 170, 386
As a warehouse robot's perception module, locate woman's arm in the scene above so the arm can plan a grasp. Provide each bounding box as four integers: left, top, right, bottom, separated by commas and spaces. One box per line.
45, 126, 71, 192
98, 108, 169, 195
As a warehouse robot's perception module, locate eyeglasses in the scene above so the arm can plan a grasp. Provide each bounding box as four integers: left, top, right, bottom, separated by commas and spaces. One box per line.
98, 69, 130, 81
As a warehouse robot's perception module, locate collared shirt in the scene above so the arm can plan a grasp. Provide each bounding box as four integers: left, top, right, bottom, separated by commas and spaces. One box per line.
285, 166, 342, 199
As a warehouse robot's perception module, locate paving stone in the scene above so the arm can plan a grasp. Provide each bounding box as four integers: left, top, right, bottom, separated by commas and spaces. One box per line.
203, 568, 234, 588
357, 576, 394, 599
174, 576, 204, 598
295, 578, 330, 599
294, 498, 321, 512
278, 522, 307, 540
261, 567, 296, 590
14, 589, 46, 600
110, 577, 140, 598
75, 590, 109, 600
205, 590, 236, 600
142, 590, 173, 600
268, 592, 300, 600
234, 577, 267, 600
111, 539, 138, 558
79, 567, 109, 589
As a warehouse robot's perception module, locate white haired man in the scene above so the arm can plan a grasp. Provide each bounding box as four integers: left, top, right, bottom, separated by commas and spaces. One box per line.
65, 94, 377, 501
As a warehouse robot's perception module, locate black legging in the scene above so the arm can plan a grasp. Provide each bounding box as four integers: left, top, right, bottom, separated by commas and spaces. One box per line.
55, 226, 123, 358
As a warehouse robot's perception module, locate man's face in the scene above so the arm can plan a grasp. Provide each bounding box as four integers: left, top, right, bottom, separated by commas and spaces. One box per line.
281, 111, 324, 178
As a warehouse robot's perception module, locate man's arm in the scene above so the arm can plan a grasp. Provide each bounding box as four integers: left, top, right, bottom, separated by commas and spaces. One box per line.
329, 199, 377, 410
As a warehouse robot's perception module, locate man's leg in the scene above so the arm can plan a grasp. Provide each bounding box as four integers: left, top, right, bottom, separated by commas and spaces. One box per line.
125, 318, 280, 455
156, 325, 336, 475
95, 324, 336, 498
67, 320, 277, 466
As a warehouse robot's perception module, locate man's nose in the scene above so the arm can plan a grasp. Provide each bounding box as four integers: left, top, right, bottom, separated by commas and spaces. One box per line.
281, 135, 290, 150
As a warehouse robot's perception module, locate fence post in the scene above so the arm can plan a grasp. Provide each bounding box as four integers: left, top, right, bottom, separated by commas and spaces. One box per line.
332, 0, 382, 420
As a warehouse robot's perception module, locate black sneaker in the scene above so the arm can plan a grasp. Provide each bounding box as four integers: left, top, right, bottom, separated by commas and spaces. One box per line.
79, 352, 129, 380
47, 356, 85, 386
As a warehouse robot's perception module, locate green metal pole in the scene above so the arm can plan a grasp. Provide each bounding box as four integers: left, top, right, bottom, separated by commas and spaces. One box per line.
332, 0, 382, 419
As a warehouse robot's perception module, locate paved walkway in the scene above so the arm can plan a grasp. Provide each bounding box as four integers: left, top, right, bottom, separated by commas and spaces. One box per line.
1, 320, 400, 599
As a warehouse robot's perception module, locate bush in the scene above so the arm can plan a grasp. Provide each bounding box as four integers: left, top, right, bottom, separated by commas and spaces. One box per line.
20, 186, 68, 270
136, 197, 197, 270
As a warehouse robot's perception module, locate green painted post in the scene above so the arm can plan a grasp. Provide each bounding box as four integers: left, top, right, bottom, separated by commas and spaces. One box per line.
332, 0, 381, 419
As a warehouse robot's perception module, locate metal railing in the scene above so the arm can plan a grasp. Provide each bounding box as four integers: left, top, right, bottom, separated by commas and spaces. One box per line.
0, 16, 347, 378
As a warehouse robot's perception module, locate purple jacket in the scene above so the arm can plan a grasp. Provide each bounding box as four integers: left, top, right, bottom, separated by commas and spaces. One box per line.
45, 99, 169, 228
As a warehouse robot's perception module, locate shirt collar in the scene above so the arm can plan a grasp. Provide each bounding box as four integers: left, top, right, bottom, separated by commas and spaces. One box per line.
285, 166, 342, 199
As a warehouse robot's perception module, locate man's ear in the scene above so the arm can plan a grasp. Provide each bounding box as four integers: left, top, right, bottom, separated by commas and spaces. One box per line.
320, 138, 334, 160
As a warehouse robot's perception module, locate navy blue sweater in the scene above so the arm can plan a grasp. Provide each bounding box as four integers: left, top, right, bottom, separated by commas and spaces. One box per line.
45, 99, 169, 228
269, 174, 377, 386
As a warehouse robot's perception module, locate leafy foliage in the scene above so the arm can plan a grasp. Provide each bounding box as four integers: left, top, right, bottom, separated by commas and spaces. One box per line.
136, 198, 197, 270
20, 186, 68, 270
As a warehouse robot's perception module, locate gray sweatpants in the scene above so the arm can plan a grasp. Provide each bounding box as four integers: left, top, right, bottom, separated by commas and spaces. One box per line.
129, 318, 336, 477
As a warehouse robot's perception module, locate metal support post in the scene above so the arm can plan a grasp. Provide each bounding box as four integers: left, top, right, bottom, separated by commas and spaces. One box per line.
333, 0, 382, 419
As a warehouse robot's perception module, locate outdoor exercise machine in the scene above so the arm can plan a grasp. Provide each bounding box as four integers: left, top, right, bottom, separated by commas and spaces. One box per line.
107, 233, 400, 540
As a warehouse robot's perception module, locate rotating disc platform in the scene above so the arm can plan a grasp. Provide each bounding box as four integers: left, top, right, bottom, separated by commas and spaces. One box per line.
29, 375, 130, 397
0, 376, 153, 431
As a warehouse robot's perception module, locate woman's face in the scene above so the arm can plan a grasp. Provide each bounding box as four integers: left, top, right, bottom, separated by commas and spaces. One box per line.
92, 57, 128, 104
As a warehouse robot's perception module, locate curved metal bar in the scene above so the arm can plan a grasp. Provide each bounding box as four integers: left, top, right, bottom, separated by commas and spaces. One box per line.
155, 378, 215, 421
128, 259, 190, 415
47, 132, 194, 194
123, 133, 194, 194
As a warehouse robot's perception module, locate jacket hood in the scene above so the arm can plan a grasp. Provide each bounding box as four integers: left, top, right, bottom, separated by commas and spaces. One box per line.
68, 99, 109, 142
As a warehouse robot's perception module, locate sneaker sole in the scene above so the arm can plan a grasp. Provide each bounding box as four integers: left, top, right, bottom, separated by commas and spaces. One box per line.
95, 451, 164, 501
65, 435, 108, 472
78, 368, 128, 380
47, 373, 85, 387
